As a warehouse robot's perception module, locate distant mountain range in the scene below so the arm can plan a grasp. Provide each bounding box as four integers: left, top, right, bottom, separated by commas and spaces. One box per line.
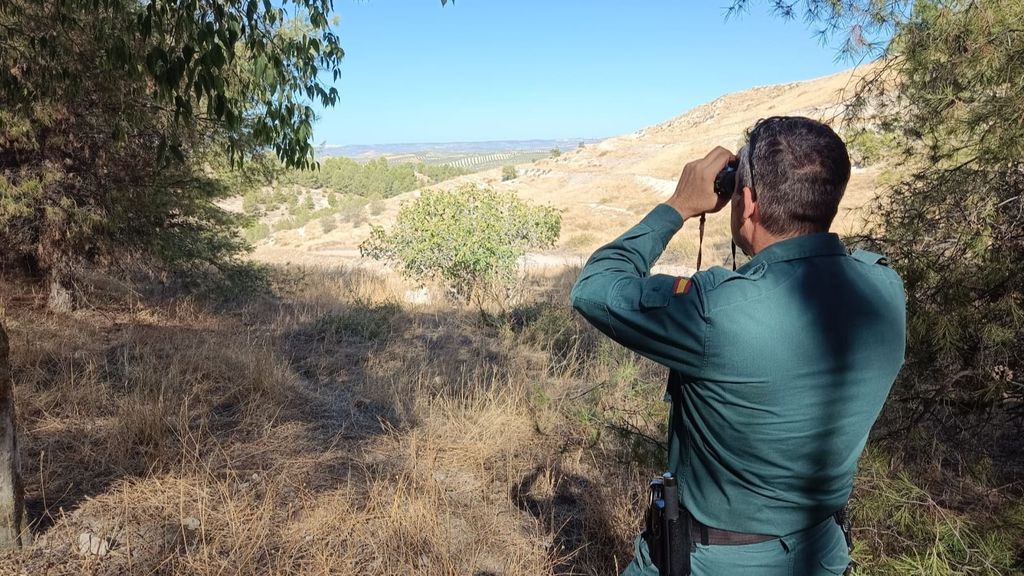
316, 138, 605, 159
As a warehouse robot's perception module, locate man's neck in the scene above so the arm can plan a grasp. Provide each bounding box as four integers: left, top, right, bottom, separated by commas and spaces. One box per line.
749, 227, 802, 256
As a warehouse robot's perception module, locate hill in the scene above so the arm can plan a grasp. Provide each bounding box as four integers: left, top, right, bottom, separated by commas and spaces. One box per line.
252, 66, 882, 272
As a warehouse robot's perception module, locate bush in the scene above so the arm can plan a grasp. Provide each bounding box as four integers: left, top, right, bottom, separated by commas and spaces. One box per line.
319, 214, 337, 234
337, 195, 370, 224
242, 192, 261, 215
243, 222, 271, 243
360, 184, 561, 305
501, 165, 518, 181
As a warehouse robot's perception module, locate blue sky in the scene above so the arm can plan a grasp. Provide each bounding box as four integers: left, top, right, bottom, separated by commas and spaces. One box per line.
316, 1, 857, 146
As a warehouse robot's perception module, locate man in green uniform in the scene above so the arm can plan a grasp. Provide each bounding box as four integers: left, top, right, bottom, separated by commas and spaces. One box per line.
570, 117, 906, 575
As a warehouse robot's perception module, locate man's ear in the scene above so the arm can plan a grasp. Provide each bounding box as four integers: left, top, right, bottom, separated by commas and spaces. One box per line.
742, 186, 757, 221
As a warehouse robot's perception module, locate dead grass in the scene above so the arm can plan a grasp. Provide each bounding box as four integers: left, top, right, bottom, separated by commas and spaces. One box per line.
0, 267, 654, 575
0, 265, 1019, 575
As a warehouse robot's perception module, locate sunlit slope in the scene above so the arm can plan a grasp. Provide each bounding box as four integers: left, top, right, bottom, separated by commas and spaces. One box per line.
254, 66, 881, 269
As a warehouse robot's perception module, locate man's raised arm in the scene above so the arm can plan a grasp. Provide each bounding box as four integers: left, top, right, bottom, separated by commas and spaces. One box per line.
569, 204, 706, 374
569, 146, 736, 375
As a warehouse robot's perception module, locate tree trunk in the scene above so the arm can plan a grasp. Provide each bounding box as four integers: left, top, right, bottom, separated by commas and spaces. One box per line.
47, 276, 73, 314
0, 323, 26, 548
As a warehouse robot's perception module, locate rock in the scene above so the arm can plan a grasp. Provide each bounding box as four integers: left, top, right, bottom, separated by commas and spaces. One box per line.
78, 532, 110, 557
404, 287, 430, 305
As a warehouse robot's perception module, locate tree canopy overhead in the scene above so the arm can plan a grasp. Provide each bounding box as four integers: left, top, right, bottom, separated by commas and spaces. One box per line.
728, 0, 912, 58
1, 0, 343, 169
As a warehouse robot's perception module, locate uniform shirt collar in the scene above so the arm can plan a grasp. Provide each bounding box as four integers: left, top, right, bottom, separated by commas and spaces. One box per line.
745, 233, 847, 268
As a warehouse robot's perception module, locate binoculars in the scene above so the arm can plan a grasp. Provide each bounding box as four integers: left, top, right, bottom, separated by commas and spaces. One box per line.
713, 159, 739, 197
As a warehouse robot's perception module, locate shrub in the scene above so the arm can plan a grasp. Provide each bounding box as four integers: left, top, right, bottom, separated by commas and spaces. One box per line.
360, 184, 561, 305
244, 222, 271, 243
501, 165, 518, 181
319, 214, 337, 234
0, 0, 342, 306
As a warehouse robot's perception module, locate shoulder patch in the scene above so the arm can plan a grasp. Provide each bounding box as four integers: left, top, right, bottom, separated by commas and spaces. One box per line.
850, 249, 889, 266
672, 277, 693, 295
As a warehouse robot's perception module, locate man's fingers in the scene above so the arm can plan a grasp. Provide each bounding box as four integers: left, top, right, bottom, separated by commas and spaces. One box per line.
703, 146, 736, 171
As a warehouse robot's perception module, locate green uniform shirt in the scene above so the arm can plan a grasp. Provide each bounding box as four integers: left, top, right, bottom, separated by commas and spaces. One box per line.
571, 204, 906, 536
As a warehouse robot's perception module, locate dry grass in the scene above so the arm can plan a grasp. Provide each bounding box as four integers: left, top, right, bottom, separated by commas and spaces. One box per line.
0, 265, 1019, 575
0, 268, 660, 575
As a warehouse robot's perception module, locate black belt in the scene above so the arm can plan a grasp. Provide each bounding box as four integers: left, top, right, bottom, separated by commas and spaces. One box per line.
689, 517, 775, 546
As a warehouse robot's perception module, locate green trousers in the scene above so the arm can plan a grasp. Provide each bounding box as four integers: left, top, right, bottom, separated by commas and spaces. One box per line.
620, 515, 850, 576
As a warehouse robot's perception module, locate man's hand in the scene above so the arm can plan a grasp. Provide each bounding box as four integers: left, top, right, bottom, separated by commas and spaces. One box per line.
666, 146, 737, 220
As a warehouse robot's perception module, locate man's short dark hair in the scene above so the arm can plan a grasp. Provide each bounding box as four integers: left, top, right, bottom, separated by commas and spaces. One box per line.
737, 116, 851, 236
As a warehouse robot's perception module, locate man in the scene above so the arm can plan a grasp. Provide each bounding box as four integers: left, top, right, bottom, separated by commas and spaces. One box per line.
570, 117, 906, 575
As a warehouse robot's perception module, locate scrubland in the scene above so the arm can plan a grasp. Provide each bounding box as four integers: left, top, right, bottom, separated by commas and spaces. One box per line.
0, 266, 1020, 575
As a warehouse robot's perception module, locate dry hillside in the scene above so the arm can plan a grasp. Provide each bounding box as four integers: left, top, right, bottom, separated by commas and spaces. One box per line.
254, 66, 882, 272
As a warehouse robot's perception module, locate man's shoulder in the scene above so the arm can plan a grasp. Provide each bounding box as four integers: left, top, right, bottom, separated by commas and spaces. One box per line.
846, 249, 905, 290
691, 249, 903, 310
691, 265, 761, 292
849, 249, 887, 266
689, 263, 770, 310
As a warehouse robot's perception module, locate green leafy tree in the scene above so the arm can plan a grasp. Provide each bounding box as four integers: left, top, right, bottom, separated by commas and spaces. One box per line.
843, 129, 899, 168
0, 0, 343, 306
859, 2, 1024, 433
550, 147, 562, 158
727, 1, 909, 57
360, 185, 561, 305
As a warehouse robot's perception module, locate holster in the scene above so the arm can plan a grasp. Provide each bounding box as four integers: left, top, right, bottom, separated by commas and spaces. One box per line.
643, 474, 691, 576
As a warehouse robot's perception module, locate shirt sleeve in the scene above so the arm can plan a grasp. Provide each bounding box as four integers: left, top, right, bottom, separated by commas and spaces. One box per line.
569, 204, 707, 375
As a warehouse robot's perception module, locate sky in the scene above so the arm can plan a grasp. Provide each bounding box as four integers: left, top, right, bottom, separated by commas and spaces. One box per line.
315, 1, 859, 146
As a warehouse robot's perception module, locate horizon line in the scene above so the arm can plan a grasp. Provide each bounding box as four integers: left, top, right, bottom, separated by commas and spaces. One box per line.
317, 136, 608, 149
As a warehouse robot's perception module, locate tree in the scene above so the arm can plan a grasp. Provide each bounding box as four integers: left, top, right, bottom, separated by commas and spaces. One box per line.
858, 1, 1024, 432
360, 185, 561, 305
0, 324, 25, 549
0, 0, 343, 306
550, 147, 562, 158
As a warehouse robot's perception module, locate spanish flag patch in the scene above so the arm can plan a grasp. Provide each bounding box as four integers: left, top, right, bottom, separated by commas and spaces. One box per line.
672, 277, 693, 295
